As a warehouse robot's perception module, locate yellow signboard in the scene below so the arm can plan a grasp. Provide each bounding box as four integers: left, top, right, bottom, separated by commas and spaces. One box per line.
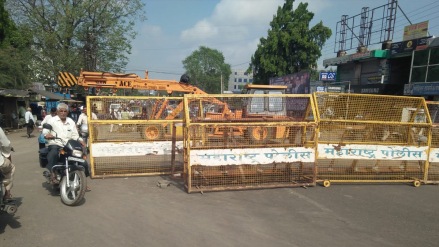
403, 21, 429, 41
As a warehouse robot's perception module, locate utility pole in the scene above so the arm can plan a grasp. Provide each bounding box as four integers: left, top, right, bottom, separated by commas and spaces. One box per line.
220, 73, 223, 93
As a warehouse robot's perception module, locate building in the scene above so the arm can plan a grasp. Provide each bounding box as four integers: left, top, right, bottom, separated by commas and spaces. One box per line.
406, 37, 439, 100
320, 1, 438, 100
322, 36, 438, 100
227, 70, 253, 94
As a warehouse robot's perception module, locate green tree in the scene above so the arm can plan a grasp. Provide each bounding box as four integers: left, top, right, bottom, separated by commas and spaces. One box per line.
6, 0, 145, 86
0, 0, 33, 89
182, 46, 231, 94
249, 0, 331, 84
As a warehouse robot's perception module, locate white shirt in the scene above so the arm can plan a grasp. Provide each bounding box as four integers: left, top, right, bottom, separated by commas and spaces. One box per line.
25, 111, 34, 124
41, 114, 54, 126
42, 116, 82, 147
77, 112, 98, 127
0, 127, 12, 166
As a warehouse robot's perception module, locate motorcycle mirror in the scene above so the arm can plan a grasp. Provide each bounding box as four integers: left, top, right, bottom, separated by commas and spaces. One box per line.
42, 123, 53, 130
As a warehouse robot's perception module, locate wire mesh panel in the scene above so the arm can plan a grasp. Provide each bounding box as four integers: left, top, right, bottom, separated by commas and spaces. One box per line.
86, 96, 184, 178
313, 93, 432, 187
426, 102, 439, 183
183, 94, 317, 193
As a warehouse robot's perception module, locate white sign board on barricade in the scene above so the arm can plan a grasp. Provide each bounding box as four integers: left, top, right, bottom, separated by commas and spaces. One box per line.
429, 148, 439, 163
190, 147, 315, 166
318, 144, 428, 161
91, 141, 183, 157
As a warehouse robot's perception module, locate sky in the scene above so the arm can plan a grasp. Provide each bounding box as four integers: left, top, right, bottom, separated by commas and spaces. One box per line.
125, 0, 439, 80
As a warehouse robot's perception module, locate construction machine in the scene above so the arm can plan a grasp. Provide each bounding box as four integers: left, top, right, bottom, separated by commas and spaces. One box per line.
60, 70, 305, 142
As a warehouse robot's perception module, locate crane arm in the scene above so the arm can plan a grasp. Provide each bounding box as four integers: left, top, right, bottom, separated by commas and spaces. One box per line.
77, 70, 206, 95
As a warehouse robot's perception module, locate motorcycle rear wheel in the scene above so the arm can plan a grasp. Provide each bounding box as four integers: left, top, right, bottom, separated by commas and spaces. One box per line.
60, 170, 86, 206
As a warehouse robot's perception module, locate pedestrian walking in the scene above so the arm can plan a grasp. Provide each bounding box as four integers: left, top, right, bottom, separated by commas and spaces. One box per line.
24, 107, 35, 138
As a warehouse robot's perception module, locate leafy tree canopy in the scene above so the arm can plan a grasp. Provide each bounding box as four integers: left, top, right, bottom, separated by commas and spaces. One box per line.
249, 0, 332, 84
6, 0, 145, 86
182, 46, 231, 94
0, 0, 33, 89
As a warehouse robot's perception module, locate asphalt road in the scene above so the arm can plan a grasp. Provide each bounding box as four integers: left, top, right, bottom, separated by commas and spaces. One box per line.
1, 129, 439, 247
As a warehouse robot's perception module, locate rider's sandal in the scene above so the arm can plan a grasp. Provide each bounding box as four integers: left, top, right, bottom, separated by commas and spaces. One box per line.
3, 193, 12, 201
86, 186, 91, 192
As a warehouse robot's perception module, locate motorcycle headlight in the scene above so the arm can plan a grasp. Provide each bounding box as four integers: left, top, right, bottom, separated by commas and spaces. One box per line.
72, 150, 83, 158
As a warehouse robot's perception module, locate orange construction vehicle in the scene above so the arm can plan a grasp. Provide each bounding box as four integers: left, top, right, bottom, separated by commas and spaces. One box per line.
61, 70, 298, 142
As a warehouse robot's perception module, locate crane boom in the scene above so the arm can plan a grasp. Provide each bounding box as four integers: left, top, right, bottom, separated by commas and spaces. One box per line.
77, 70, 206, 95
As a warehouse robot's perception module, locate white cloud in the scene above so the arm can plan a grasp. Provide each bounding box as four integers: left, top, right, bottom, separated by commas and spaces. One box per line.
179, 0, 285, 70
127, 0, 334, 79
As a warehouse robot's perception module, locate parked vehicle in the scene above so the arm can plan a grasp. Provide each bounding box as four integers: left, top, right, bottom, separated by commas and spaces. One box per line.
39, 124, 88, 206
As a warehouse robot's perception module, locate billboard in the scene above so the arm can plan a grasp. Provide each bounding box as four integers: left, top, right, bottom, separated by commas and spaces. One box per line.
269, 71, 310, 94
403, 21, 429, 41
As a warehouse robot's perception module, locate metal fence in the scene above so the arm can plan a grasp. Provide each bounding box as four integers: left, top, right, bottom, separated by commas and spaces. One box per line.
426, 101, 439, 183
86, 96, 184, 178
83, 93, 439, 190
314, 92, 431, 187
183, 94, 318, 193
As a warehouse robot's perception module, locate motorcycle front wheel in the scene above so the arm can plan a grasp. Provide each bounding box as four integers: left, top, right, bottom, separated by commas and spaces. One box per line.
60, 170, 86, 206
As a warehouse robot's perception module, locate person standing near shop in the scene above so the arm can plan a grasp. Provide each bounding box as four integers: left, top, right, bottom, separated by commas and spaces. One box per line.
25, 107, 35, 138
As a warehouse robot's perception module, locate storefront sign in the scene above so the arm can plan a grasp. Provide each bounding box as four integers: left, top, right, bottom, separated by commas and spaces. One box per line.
412, 83, 439, 95
319, 72, 336, 81
326, 86, 344, 93
390, 37, 430, 56
349, 84, 385, 94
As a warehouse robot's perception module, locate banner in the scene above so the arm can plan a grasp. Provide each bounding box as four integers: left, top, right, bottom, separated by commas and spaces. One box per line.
269, 71, 310, 94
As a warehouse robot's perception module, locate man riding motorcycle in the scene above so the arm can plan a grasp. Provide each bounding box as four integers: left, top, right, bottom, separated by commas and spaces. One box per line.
42, 103, 91, 189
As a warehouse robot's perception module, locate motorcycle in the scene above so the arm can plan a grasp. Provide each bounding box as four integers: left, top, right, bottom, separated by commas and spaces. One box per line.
39, 123, 88, 206
0, 173, 17, 215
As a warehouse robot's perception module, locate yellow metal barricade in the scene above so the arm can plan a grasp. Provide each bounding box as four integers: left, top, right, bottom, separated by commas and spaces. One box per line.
86, 96, 184, 178
183, 94, 318, 193
313, 93, 432, 187
426, 101, 439, 183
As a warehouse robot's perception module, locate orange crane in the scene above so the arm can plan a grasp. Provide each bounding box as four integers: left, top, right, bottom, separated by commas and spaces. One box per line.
60, 70, 290, 142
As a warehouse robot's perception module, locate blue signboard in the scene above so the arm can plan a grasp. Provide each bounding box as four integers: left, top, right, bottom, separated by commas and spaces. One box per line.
320, 72, 336, 81
412, 83, 439, 95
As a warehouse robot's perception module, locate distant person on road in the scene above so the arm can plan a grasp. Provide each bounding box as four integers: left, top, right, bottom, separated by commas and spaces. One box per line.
0, 126, 15, 201
109, 108, 121, 132
77, 106, 98, 146
25, 107, 35, 138
77, 106, 98, 128
38, 107, 57, 149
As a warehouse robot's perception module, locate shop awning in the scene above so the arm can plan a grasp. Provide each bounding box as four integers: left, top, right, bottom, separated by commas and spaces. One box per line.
0, 89, 29, 97
31, 89, 67, 100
